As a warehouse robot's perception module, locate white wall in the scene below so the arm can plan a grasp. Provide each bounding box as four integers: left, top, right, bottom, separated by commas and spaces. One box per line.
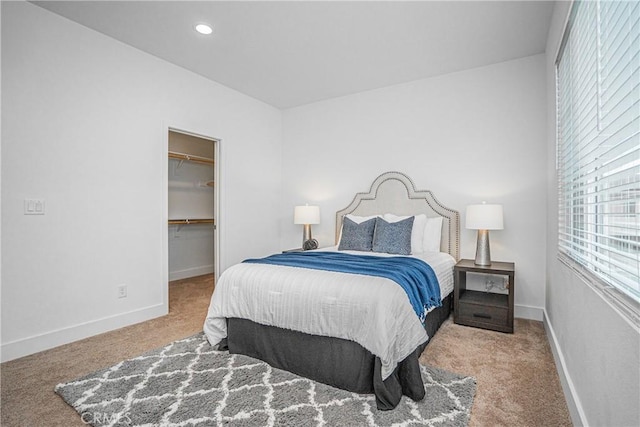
1, 2, 283, 361
282, 54, 547, 319
0, 1, 3, 353
168, 223, 214, 281
544, 2, 640, 426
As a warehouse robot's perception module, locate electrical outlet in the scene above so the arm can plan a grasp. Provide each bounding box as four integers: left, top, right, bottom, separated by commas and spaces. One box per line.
117, 284, 127, 298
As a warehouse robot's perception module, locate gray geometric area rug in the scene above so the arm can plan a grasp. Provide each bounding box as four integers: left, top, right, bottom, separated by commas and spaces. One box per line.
56, 333, 476, 427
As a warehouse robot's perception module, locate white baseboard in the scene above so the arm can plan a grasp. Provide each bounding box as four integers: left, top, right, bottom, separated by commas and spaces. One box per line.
515, 304, 544, 321
0, 303, 167, 363
543, 310, 587, 427
169, 265, 214, 282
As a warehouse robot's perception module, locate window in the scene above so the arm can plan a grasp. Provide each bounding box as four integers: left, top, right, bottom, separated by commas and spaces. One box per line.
556, 0, 639, 313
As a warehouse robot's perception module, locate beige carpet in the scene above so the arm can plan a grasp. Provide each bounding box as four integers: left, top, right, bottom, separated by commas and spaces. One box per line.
1, 274, 571, 426
421, 317, 572, 427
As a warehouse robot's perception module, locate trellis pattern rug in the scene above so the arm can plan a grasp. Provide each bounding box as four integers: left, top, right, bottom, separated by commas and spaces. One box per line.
56, 333, 476, 427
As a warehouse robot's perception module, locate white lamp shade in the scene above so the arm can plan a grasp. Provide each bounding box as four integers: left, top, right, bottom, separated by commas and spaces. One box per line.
466, 204, 504, 230
294, 205, 320, 225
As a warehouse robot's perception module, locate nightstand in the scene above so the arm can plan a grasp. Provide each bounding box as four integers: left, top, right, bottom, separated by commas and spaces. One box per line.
282, 248, 304, 253
454, 259, 515, 333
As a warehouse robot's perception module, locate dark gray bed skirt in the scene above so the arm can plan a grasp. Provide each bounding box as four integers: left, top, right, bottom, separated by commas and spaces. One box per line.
225, 293, 452, 411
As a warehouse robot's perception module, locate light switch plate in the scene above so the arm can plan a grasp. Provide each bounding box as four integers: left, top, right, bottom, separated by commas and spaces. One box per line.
24, 199, 45, 215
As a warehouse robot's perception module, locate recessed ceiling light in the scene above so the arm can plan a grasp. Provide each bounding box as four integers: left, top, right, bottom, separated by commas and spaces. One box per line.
195, 23, 213, 35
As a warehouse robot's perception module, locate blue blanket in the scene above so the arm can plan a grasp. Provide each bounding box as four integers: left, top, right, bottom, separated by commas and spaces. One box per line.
243, 251, 441, 322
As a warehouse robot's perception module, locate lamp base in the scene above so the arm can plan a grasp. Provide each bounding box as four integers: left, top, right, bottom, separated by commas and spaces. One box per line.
474, 229, 492, 266
302, 224, 318, 251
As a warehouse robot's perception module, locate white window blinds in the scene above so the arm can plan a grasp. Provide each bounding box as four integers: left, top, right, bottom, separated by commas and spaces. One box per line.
556, 0, 639, 304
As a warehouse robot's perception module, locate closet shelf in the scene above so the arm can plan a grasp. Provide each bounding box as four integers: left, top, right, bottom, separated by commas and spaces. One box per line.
168, 151, 214, 165
168, 218, 215, 225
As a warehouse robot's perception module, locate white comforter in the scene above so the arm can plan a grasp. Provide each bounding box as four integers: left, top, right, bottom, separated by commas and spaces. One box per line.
203, 247, 455, 380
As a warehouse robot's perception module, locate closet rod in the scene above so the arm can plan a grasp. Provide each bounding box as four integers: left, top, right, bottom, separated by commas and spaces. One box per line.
168, 218, 215, 225
168, 151, 214, 165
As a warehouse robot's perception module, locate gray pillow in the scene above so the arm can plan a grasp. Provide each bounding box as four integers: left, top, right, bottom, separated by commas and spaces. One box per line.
338, 217, 376, 251
372, 216, 414, 255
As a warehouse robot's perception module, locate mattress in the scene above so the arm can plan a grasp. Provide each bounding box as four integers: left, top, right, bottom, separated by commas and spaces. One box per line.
204, 248, 455, 380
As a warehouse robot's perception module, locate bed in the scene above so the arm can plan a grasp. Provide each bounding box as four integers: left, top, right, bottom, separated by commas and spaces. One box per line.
204, 171, 460, 410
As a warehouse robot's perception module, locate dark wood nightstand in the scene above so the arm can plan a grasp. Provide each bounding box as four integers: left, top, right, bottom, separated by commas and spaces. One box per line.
454, 259, 515, 333
282, 248, 304, 253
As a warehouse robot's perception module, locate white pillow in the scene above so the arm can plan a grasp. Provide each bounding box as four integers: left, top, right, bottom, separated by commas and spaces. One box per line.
383, 213, 427, 254
346, 214, 379, 224
423, 216, 443, 252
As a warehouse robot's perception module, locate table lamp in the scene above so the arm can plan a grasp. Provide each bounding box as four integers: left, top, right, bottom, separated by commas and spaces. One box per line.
466, 202, 503, 266
294, 204, 320, 250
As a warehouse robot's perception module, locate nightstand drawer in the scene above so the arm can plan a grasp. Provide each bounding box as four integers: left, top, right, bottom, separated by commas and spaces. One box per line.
457, 302, 508, 326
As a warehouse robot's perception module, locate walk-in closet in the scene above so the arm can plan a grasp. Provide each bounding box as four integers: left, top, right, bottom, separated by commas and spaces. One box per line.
168, 130, 215, 288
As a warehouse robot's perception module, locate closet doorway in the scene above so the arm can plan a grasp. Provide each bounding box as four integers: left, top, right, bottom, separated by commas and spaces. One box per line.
167, 129, 218, 311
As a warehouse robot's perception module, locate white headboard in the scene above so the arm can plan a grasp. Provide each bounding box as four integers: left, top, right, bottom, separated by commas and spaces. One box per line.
335, 171, 460, 260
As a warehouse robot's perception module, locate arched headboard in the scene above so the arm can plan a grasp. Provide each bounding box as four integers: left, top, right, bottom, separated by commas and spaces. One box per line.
335, 171, 460, 260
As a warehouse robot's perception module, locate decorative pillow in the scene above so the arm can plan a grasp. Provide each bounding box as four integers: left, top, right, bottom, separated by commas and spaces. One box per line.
338, 217, 377, 251
337, 214, 380, 246
384, 213, 427, 253
423, 216, 443, 252
372, 216, 414, 255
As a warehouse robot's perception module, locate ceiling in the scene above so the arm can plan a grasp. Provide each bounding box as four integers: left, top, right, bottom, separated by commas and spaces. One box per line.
33, 1, 555, 109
